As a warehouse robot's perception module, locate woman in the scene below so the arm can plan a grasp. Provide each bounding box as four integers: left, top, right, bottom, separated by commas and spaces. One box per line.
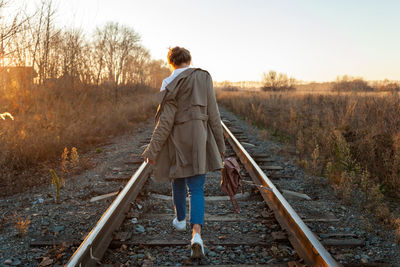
142, 46, 225, 258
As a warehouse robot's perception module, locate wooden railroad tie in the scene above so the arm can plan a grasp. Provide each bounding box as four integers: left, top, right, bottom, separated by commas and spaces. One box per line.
109, 239, 273, 248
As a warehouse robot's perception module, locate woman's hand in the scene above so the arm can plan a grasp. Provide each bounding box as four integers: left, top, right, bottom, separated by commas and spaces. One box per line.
142, 145, 156, 164
144, 156, 156, 165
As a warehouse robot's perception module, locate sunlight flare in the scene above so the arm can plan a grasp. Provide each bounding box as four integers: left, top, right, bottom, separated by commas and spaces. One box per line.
0, 112, 14, 120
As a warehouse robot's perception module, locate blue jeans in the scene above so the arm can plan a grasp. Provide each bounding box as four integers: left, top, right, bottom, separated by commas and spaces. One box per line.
172, 174, 206, 226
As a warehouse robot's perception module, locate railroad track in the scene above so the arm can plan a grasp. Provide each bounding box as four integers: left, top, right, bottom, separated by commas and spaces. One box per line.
66, 119, 342, 266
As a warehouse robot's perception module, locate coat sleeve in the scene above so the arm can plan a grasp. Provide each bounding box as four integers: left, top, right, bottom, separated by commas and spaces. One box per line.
206, 73, 226, 154
142, 96, 177, 161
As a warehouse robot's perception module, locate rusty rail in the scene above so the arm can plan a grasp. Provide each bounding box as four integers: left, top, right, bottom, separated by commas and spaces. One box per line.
221, 121, 340, 267
67, 162, 152, 267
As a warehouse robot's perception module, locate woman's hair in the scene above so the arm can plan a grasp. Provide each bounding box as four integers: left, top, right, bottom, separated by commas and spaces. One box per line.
167, 46, 191, 67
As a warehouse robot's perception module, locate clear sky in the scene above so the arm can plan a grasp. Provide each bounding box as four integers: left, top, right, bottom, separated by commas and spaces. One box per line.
13, 0, 400, 82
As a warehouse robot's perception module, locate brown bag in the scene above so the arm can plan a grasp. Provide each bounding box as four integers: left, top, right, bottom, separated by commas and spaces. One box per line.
221, 157, 244, 213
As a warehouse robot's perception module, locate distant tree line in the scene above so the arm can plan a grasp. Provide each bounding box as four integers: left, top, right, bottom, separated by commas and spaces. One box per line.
259, 71, 399, 93
333, 76, 399, 92
332, 76, 373, 92
372, 80, 400, 92
0, 0, 170, 93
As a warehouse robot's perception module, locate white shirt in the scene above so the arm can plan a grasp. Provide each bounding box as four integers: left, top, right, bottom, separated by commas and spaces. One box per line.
160, 67, 191, 91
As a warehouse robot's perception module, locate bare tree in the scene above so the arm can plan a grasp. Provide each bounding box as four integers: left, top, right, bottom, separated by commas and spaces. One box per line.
94, 22, 143, 100
38, 0, 57, 84
0, 1, 29, 50
59, 29, 84, 88
262, 70, 296, 91
0, 0, 32, 91
78, 41, 95, 85
95, 22, 141, 84
92, 29, 107, 86
124, 46, 150, 85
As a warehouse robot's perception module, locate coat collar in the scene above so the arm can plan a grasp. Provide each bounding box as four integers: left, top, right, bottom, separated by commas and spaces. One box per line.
156, 67, 202, 105
164, 67, 199, 93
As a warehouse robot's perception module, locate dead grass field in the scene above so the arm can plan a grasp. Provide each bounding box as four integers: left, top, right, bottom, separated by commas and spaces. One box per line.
0, 84, 158, 195
217, 89, 400, 231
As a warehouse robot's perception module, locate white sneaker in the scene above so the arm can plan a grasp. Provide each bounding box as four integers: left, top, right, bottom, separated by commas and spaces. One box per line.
191, 233, 205, 258
172, 218, 186, 231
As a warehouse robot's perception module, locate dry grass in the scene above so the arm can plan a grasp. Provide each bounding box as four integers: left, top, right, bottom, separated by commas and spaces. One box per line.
217, 90, 400, 229
217, 90, 400, 195
0, 84, 158, 195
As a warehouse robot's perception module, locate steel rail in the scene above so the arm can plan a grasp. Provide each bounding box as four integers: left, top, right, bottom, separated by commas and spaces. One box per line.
67, 161, 152, 267
221, 121, 340, 267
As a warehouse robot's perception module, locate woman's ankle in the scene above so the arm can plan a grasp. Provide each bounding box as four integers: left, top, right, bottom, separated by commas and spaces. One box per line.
192, 224, 201, 237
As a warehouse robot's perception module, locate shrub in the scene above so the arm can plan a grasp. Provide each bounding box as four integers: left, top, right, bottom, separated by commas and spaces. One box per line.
261, 70, 296, 91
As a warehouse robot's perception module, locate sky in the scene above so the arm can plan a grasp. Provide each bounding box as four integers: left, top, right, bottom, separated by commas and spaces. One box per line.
10, 0, 400, 82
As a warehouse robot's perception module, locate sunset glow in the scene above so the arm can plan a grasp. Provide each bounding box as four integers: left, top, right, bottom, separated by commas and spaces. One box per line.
14, 0, 400, 82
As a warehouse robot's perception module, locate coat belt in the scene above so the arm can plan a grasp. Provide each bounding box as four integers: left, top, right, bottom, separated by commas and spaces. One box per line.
174, 112, 208, 125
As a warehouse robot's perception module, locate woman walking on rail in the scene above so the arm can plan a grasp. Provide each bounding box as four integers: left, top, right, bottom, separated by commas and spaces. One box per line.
142, 46, 225, 258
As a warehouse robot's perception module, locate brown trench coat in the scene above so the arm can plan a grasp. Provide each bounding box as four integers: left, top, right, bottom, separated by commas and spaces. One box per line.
142, 68, 226, 182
